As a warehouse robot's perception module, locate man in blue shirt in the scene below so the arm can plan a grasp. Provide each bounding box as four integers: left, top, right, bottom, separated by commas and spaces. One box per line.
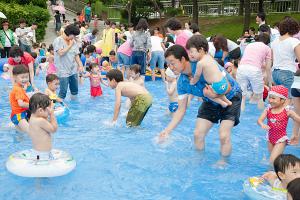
159, 43, 242, 162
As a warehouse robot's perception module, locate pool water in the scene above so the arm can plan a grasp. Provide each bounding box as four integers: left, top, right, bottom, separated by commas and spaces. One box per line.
0, 73, 299, 200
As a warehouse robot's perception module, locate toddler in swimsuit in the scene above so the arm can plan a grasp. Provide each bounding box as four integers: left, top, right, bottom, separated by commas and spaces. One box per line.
82, 63, 108, 97
257, 85, 300, 164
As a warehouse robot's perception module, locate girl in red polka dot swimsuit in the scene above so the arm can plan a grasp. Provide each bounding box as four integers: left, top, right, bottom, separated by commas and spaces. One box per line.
257, 85, 300, 164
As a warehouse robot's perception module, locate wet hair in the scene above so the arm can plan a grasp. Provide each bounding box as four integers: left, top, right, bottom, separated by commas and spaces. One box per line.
287, 178, 300, 200
213, 35, 228, 52
41, 57, 47, 63
255, 32, 270, 45
165, 44, 189, 61
48, 44, 54, 52
257, 12, 266, 21
12, 64, 28, 75
190, 23, 200, 34
186, 35, 208, 52
164, 18, 182, 31
279, 17, 299, 36
92, 29, 98, 35
19, 18, 26, 24
274, 154, 300, 181
135, 18, 149, 31
130, 64, 141, 74
9, 45, 24, 58
86, 45, 96, 54
64, 24, 80, 36
258, 24, 271, 35
106, 69, 123, 82
29, 93, 51, 113
30, 52, 37, 59
46, 74, 59, 84
109, 50, 116, 56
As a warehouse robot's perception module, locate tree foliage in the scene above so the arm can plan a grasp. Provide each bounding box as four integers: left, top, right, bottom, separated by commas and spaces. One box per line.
0, 0, 47, 8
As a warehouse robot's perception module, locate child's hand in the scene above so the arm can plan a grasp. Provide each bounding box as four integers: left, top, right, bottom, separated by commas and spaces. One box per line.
158, 130, 170, 143
261, 171, 276, 181
290, 135, 299, 145
260, 124, 270, 130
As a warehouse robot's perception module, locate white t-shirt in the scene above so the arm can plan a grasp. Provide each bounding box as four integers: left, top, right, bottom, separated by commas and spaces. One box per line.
227, 39, 239, 52
4, 31, 11, 47
150, 36, 164, 52
183, 29, 193, 37
208, 42, 216, 57
124, 31, 132, 42
271, 37, 300, 72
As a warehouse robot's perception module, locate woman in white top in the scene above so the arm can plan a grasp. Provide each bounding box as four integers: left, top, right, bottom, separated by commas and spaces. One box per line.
271, 17, 300, 99
149, 29, 165, 81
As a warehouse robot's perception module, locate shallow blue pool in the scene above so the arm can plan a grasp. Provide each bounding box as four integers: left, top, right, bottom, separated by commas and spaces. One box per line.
0, 73, 299, 200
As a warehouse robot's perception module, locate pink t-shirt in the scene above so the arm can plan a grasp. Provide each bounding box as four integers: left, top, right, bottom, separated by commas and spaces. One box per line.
175, 31, 190, 50
117, 41, 132, 57
239, 42, 271, 69
47, 63, 57, 75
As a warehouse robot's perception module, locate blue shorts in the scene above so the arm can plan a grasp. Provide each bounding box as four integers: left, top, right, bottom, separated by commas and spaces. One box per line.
117, 52, 131, 67
150, 51, 165, 70
272, 69, 294, 98
211, 76, 229, 95
11, 111, 28, 125
169, 102, 178, 113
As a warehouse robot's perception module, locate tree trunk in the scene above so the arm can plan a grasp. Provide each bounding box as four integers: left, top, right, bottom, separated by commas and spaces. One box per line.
258, 0, 264, 12
192, 0, 198, 25
127, 0, 133, 24
239, 0, 244, 16
171, 0, 175, 7
243, 0, 251, 33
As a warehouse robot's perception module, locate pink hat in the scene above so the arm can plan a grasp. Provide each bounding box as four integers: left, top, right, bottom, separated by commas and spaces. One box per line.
269, 85, 288, 99
96, 48, 102, 54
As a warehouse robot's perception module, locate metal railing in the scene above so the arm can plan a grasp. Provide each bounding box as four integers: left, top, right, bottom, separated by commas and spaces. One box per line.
63, 0, 85, 13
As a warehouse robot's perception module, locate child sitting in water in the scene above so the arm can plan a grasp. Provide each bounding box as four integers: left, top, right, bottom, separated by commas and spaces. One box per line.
262, 154, 300, 193
257, 85, 300, 164
109, 50, 118, 69
128, 64, 144, 87
287, 178, 300, 200
164, 67, 178, 113
188, 35, 232, 108
28, 93, 58, 160
45, 74, 63, 103
9, 65, 30, 133
82, 63, 108, 97
106, 69, 152, 127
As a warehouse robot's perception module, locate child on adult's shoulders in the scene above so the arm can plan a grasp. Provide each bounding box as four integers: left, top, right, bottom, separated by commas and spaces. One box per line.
9, 64, 30, 133
28, 93, 58, 160
106, 69, 152, 127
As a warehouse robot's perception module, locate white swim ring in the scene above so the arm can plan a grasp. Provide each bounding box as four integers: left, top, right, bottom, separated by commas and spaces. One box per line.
243, 177, 286, 200
6, 149, 76, 177
54, 103, 69, 121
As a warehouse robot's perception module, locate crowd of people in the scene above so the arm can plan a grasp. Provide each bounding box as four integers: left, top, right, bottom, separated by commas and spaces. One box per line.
1, 3, 300, 198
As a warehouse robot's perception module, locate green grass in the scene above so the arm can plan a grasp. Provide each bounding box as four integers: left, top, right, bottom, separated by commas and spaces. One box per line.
199, 13, 300, 40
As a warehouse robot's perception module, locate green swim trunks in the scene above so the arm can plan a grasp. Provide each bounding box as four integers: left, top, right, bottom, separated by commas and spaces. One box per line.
126, 93, 153, 127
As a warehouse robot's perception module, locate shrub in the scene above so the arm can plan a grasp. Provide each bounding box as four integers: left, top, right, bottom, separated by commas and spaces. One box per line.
0, 2, 50, 41
0, 0, 47, 8
165, 7, 184, 17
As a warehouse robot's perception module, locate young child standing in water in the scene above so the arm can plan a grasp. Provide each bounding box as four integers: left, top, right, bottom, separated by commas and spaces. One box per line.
164, 67, 178, 114
257, 85, 300, 164
45, 74, 63, 103
28, 93, 57, 160
128, 64, 144, 87
82, 63, 108, 97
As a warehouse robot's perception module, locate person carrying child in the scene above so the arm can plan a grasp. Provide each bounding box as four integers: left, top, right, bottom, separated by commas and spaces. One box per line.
165, 67, 178, 114
9, 64, 30, 133
106, 69, 152, 127
258, 85, 300, 164
81, 63, 108, 97
28, 93, 58, 160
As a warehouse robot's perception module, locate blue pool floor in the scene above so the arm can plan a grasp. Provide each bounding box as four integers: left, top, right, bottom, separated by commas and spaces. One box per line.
0, 74, 299, 200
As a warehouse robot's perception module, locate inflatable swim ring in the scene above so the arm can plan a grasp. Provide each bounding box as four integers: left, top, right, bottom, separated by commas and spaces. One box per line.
243, 177, 286, 200
0, 58, 8, 72
145, 69, 162, 81
6, 149, 76, 177
54, 103, 69, 122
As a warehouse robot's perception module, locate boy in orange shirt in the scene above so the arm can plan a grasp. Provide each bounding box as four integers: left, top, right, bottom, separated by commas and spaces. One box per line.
9, 64, 30, 133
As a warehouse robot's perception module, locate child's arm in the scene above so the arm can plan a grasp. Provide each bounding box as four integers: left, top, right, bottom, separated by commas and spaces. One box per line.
190, 62, 203, 85
112, 85, 122, 123
40, 105, 58, 133
99, 76, 108, 87
17, 99, 29, 109
261, 171, 278, 187
257, 109, 270, 130
166, 82, 175, 96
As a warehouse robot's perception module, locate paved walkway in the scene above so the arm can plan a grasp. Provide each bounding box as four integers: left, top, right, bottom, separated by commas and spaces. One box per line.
43, 10, 77, 46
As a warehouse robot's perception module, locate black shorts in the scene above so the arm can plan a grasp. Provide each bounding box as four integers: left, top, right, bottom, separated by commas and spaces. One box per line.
291, 88, 300, 97
197, 92, 242, 126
